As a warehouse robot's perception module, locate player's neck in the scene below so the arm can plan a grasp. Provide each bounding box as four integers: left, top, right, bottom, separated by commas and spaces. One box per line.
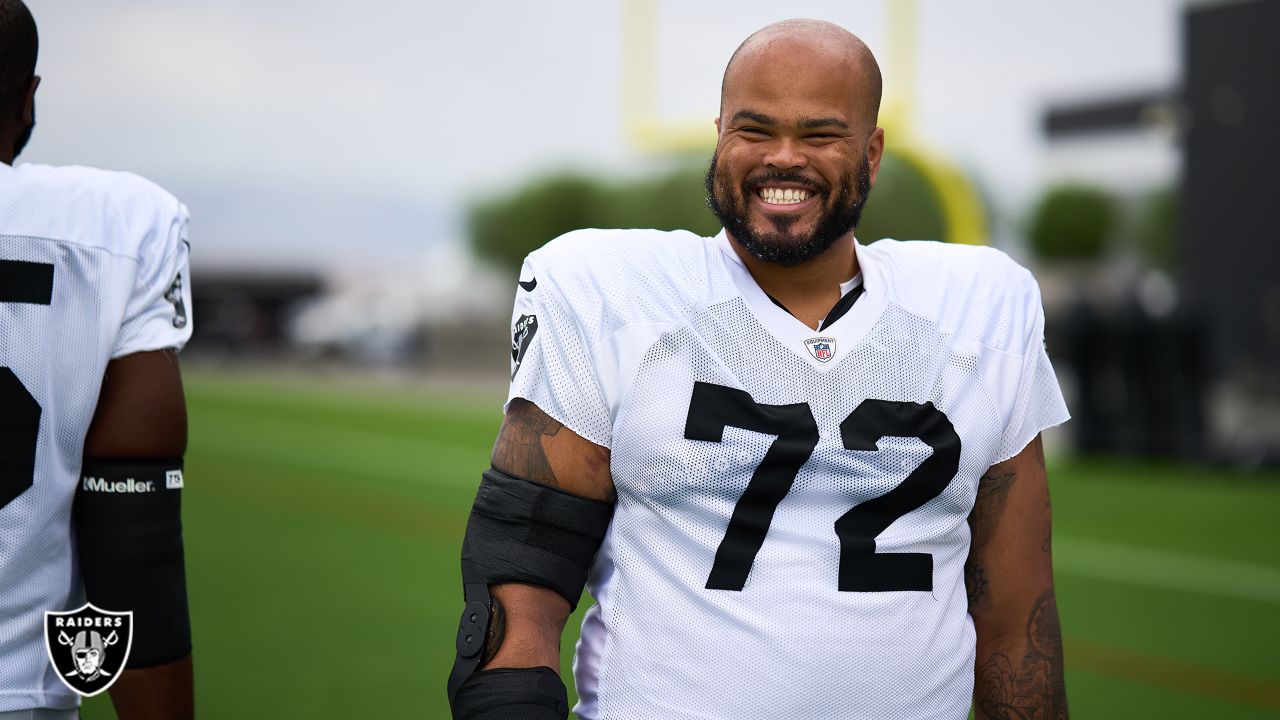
728, 233, 861, 331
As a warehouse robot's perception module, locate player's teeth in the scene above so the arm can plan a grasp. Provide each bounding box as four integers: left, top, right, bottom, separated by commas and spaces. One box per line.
758, 187, 811, 204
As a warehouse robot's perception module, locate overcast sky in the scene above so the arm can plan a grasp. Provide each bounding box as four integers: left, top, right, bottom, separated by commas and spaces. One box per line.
19, 0, 1183, 273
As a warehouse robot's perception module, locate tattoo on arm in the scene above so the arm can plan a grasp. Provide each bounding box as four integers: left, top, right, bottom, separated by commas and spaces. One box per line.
490, 398, 616, 502
975, 590, 1068, 720
970, 469, 1016, 553
965, 564, 989, 607
491, 399, 565, 488
964, 468, 1016, 608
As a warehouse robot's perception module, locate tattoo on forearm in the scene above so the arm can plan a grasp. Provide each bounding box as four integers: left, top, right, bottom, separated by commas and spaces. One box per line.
975, 590, 1068, 720
481, 596, 506, 666
491, 399, 564, 488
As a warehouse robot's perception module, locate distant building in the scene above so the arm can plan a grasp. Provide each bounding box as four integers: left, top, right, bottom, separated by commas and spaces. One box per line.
1038, 0, 1279, 465
189, 272, 323, 356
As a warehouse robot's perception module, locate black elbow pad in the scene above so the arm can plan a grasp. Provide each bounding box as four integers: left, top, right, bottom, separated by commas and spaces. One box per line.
448, 468, 613, 710
75, 459, 190, 668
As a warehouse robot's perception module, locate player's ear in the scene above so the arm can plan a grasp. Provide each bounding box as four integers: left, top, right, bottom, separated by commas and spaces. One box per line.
19, 75, 39, 122
866, 126, 884, 187
21, 76, 39, 124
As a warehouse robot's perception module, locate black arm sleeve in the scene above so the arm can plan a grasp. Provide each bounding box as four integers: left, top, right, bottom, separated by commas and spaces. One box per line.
75, 459, 191, 668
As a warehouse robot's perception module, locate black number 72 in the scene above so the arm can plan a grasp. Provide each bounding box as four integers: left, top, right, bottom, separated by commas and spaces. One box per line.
684, 381, 961, 592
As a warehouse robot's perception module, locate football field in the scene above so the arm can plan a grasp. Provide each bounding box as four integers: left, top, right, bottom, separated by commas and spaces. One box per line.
81, 369, 1280, 719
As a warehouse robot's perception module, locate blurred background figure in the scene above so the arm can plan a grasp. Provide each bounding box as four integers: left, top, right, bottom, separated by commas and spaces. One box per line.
18, 1, 1278, 718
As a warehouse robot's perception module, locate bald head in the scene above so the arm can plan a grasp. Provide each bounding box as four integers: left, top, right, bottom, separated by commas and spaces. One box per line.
721, 19, 881, 127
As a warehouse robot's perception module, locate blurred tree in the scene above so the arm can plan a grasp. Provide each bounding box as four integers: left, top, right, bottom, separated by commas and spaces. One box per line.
1027, 184, 1117, 261
469, 172, 611, 273
598, 159, 721, 237
1131, 186, 1178, 271
469, 149, 953, 275
857, 152, 948, 243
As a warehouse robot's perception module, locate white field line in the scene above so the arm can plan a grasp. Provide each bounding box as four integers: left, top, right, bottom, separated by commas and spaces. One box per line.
1054, 534, 1280, 605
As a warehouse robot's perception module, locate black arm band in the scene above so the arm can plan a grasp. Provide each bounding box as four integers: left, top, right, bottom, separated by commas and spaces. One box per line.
75, 459, 190, 668
453, 667, 568, 720
461, 468, 613, 610
448, 468, 613, 709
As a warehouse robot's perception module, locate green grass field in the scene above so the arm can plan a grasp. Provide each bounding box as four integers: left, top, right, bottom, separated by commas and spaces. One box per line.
81, 369, 1280, 719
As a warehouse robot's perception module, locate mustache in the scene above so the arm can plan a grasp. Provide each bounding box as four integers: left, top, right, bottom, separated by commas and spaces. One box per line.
742, 171, 827, 195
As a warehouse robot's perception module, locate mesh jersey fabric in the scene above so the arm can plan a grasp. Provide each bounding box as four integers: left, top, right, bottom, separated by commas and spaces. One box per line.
0, 163, 192, 712
506, 228, 1069, 720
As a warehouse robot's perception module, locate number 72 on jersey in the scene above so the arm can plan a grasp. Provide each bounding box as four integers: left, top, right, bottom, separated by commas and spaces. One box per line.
684, 381, 961, 593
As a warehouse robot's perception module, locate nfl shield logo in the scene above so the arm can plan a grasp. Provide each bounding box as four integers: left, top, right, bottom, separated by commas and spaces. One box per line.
44, 603, 133, 697
804, 336, 837, 363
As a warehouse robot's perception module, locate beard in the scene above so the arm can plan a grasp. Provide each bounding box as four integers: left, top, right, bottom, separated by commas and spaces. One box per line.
12, 101, 34, 158
705, 150, 872, 267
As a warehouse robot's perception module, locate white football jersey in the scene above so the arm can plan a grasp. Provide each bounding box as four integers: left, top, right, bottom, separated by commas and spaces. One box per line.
0, 163, 192, 711
507, 229, 1068, 720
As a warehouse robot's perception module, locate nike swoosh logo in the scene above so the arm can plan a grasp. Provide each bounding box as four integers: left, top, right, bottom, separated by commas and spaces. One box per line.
518, 278, 537, 292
